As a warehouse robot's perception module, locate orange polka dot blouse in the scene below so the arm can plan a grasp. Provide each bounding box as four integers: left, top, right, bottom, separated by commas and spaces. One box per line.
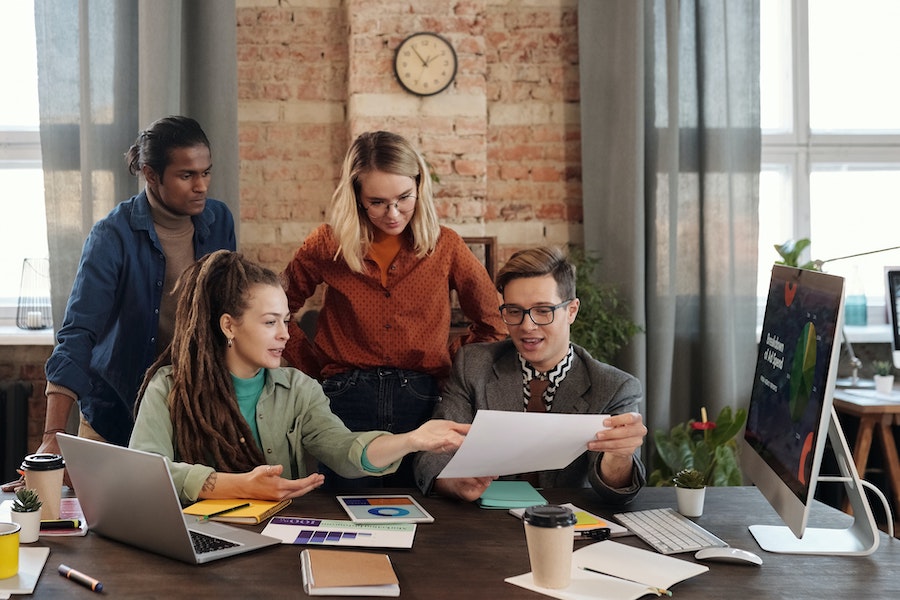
281, 224, 508, 381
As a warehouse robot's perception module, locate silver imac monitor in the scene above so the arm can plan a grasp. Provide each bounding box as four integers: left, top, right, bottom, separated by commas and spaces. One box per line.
740, 265, 879, 555
884, 267, 900, 369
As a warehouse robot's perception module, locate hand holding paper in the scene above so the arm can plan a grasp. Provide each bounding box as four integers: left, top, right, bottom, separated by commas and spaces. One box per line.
437, 410, 610, 479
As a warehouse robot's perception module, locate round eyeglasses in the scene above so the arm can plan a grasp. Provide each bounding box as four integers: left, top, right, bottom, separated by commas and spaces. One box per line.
362, 195, 417, 217
499, 300, 573, 326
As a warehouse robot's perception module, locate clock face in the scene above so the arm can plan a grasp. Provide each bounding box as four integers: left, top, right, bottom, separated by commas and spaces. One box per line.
394, 32, 457, 96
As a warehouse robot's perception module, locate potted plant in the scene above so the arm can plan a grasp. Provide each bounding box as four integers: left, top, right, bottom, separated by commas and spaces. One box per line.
568, 247, 643, 364
774, 238, 820, 271
649, 406, 747, 488
872, 360, 894, 395
10, 487, 42, 543
672, 468, 707, 517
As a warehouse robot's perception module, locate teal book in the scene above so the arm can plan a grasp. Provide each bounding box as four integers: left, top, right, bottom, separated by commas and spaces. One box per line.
476, 480, 547, 509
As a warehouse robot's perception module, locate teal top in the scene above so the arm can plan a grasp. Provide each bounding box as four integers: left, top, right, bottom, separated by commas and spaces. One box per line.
129, 365, 399, 503
232, 369, 265, 449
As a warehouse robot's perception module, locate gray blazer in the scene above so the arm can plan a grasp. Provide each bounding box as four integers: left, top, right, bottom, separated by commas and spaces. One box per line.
413, 340, 646, 505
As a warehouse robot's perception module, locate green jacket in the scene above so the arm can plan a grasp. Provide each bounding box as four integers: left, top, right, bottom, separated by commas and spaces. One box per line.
129, 365, 396, 503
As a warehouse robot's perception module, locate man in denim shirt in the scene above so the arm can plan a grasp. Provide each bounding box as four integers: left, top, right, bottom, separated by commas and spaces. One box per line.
39, 116, 235, 457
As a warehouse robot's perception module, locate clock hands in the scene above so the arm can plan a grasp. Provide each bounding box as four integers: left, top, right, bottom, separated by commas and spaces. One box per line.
411, 46, 428, 66
423, 50, 445, 67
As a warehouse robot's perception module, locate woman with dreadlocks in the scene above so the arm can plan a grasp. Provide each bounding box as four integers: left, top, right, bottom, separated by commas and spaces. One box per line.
129, 250, 468, 503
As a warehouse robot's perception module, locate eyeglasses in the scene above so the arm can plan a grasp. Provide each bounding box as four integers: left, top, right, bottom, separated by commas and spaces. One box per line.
499, 300, 573, 326
362, 195, 417, 217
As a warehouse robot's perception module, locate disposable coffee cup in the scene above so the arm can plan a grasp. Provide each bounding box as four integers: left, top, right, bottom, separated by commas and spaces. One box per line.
20, 453, 65, 520
523, 504, 577, 589
0, 522, 21, 579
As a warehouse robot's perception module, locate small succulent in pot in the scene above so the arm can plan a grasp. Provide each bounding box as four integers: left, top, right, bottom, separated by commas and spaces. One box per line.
872, 360, 893, 377
672, 468, 706, 490
12, 488, 42, 513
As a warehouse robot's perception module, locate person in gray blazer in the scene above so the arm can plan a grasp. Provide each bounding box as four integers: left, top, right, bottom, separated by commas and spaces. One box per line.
413, 246, 647, 505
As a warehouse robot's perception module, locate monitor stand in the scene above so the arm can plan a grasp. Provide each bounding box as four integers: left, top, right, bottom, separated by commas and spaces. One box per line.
749, 407, 880, 556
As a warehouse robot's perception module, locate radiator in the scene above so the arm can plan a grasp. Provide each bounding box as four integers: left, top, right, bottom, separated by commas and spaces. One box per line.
1, 380, 32, 482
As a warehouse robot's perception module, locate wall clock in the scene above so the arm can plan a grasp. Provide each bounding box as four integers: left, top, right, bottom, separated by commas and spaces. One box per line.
394, 32, 457, 96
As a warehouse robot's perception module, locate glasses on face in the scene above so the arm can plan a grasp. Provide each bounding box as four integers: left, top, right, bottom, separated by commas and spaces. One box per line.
362, 194, 417, 217
499, 299, 573, 326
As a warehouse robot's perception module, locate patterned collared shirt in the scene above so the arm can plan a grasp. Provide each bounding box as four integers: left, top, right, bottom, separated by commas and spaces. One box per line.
519, 344, 575, 411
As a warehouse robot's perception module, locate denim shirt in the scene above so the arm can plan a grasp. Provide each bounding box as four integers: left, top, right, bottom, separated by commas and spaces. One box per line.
45, 190, 236, 445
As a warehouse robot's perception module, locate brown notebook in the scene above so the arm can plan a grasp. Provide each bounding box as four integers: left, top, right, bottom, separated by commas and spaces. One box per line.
300, 548, 399, 596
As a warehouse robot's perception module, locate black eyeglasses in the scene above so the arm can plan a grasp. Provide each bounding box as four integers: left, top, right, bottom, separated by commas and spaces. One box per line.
499, 300, 573, 326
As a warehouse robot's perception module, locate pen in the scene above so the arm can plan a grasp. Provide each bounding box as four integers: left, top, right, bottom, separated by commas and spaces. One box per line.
41, 519, 81, 530
579, 566, 672, 597
59, 564, 103, 593
197, 502, 250, 521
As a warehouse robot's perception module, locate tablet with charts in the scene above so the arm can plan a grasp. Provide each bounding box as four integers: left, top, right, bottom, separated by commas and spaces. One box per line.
336, 495, 435, 524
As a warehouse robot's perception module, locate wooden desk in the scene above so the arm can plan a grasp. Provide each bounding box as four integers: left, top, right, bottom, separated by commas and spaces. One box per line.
833, 388, 900, 519
5, 486, 899, 599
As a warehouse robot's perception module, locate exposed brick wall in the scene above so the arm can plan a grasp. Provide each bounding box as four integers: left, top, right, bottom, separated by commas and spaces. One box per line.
0, 345, 51, 454
236, 0, 581, 272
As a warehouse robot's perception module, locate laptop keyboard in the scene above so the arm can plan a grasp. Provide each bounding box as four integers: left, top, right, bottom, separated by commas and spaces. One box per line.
190, 530, 240, 554
613, 507, 727, 555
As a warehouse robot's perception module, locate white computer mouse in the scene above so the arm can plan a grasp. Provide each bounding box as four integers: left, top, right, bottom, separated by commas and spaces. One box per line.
694, 547, 763, 565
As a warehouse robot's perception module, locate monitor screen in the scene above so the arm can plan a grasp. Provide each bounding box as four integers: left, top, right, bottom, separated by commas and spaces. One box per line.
741, 265, 843, 538
884, 268, 900, 369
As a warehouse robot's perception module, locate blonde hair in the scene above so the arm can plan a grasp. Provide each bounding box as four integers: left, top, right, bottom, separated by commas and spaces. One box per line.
329, 131, 440, 273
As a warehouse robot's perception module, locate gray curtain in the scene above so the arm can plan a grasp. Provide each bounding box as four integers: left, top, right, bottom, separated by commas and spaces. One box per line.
579, 1, 760, 444
34, 0, 239, 332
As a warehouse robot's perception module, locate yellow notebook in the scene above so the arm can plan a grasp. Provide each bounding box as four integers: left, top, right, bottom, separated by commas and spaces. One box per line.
182, 498, 291, 524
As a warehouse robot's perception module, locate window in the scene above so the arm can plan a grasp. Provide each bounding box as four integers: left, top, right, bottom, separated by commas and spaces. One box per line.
0, 0, 48, 320
760, 0, 900, 333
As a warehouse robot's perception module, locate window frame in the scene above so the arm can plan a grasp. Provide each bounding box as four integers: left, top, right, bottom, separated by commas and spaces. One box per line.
760, 0, 900, 337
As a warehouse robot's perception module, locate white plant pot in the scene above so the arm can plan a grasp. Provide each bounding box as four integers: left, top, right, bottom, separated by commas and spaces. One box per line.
874, 374, 894, 395
10, 510, 41, 543
675, 486, 706, 518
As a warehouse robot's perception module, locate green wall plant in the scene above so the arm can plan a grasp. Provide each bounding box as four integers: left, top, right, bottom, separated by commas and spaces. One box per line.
568, 247, 642, 364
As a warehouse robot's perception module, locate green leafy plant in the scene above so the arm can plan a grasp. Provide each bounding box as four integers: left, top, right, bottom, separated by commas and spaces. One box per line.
649, 406, 747, 487
568, 247, 643, 364
873, 360, 893, 377
672, 468, 706, 489
774, 238, 820, 271
12, 488, 42, 513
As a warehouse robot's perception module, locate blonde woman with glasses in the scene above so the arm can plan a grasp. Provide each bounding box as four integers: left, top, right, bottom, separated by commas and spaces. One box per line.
281, 131, 506, 489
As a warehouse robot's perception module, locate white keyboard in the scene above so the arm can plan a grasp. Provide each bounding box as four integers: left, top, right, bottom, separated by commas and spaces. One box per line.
614, 507, 727, 555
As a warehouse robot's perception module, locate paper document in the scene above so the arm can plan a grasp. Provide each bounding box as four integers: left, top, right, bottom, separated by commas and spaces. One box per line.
437, 410, 609, 479
261, 517, 417, 549
505, 540, 708, 599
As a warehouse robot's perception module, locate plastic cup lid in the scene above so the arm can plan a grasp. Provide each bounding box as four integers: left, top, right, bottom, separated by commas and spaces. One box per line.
523, 504, 577, 527
20, 453, 65, 471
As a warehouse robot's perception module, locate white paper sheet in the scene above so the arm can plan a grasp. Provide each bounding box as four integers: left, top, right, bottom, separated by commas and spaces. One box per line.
437, 410, 609, 479
505, 540, 709, 600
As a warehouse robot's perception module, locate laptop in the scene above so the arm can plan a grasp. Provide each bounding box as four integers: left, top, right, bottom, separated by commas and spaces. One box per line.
57, 433, 280, 564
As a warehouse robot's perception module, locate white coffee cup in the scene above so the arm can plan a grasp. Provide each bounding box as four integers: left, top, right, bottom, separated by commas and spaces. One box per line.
523, 504, 577, 589
20, 453, 65, 520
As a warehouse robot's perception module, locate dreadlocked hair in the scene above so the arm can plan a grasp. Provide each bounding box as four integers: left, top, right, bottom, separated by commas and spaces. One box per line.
136, 250, 279, 472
